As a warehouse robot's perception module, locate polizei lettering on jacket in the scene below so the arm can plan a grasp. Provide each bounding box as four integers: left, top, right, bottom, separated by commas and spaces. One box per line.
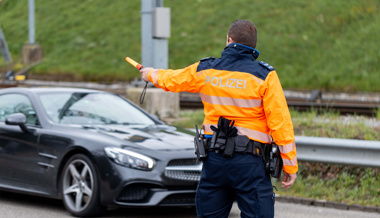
205, 76, 247, 89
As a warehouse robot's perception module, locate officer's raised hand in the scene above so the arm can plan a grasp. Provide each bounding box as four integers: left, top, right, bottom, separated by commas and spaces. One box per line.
282, 172, 297, 190
140, 67, 155, 83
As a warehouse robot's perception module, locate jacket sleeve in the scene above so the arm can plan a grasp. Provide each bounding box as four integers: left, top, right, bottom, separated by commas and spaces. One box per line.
147, 63, 200, 93
261, 71, 298, 174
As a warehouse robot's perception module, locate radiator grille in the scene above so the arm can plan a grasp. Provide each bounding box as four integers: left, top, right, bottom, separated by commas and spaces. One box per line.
165, 158, 202, 181
167, 158, 198, 166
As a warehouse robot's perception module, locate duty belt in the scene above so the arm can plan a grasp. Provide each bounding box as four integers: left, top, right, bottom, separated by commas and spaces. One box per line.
206, 137, 265, 157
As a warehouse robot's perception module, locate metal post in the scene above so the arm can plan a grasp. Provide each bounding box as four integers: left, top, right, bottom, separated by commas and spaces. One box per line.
152, 0, 168, 69
141, 0, 155, 68
0, 26, 12, 63
141, 0, 168, 69
23, 0, 42, 66
28, 0, 35, 44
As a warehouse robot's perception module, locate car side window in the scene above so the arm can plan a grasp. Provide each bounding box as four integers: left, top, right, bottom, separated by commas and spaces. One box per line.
0, 94, 38, 125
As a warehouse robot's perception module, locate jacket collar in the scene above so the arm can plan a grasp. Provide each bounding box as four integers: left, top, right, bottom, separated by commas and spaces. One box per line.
222, 43, 260, 60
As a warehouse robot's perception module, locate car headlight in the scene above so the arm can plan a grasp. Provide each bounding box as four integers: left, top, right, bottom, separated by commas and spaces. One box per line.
104, 147, 155, 171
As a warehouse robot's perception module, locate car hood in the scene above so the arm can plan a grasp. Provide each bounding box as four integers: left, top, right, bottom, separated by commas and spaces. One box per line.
82, 124, 195, 151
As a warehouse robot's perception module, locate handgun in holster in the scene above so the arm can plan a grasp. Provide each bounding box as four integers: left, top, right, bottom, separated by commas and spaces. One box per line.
264, 142, 283, 178
194, 125, 207, 161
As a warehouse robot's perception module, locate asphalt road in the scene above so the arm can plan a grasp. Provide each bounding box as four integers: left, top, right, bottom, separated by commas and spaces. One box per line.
0, 191, 378, 218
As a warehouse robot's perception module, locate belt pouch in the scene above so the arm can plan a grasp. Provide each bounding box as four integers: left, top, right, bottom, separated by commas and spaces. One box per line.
234, 135, 250, 153
210, 131, 218, 149
214, 138, 226, 153
223, 137, 235, 157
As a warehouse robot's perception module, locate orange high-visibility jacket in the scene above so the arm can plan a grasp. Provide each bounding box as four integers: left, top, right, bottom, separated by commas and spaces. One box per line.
148, 43, 298, 174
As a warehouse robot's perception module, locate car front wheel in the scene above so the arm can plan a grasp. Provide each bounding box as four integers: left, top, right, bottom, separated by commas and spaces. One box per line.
61, 154, 104, 217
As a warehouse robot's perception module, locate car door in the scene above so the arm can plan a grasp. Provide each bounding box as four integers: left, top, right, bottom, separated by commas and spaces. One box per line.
0, 93, 43, 190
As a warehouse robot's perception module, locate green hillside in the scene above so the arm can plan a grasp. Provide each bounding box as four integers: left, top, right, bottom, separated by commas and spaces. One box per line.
1, 0, 380, 91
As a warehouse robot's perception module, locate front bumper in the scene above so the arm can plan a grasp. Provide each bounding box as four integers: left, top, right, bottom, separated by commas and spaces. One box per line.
115, 182, 196, 206
96, 150, 201, 207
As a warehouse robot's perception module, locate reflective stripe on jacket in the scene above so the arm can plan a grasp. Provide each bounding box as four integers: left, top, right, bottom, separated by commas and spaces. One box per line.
148, 43, 298, 174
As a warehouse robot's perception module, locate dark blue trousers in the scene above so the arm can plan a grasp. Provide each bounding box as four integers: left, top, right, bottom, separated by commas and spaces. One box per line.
196, 152, 274, 218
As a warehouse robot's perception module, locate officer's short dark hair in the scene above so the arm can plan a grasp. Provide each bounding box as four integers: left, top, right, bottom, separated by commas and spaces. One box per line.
228, 20, 257, 48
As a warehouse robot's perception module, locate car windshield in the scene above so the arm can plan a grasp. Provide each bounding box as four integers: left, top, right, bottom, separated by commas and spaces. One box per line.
38, 92, 155, 125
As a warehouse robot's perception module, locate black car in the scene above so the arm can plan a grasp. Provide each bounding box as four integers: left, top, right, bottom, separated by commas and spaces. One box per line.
0, 87, 201, 217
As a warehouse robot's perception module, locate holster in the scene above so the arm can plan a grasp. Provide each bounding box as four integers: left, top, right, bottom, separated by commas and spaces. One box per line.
263, 142, 283, 178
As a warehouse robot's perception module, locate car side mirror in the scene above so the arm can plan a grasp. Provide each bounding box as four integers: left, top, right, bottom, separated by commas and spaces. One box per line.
5, 113, 30, 133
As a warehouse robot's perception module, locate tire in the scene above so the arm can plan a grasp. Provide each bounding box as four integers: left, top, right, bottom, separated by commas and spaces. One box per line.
61, 154, 105, 217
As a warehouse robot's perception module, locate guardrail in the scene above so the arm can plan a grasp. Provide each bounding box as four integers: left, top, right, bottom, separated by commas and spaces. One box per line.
184, 129, 380, 168
187, 128, 380, 168
295, 136, 380, 167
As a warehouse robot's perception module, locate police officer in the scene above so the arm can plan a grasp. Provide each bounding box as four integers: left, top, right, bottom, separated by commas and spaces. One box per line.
140, 20, 297, 218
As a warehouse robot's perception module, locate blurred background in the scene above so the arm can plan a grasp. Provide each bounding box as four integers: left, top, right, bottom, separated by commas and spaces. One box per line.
1, 0, 379, 91
0, 0, 380, 211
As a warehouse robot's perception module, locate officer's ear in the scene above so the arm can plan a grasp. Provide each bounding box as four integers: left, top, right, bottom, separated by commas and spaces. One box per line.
226, 36, 234, 46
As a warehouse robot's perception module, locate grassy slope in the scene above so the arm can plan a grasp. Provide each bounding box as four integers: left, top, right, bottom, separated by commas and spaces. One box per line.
1, 0, 380, 91
0, 0, 142, 81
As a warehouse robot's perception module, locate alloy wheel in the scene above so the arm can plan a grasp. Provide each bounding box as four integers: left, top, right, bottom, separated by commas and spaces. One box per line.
62, 158, 94, 213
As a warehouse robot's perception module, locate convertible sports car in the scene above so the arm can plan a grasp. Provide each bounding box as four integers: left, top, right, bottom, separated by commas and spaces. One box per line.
0, 87, 201, 217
